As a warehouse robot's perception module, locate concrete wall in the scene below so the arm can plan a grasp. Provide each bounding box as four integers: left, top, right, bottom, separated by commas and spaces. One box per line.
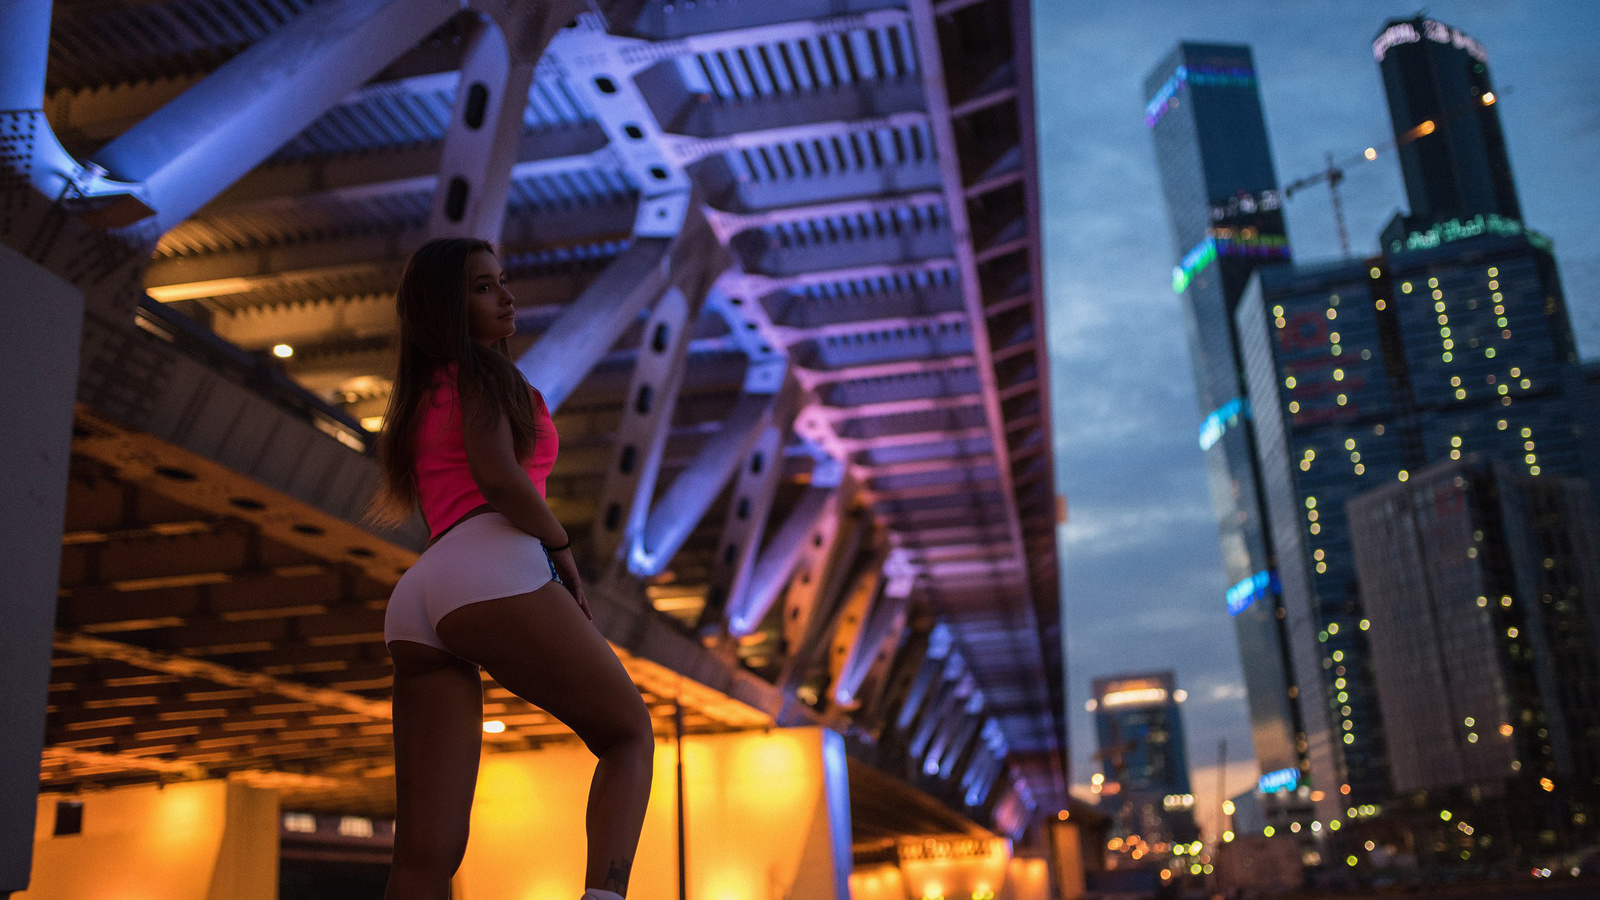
18, 780, 278, 900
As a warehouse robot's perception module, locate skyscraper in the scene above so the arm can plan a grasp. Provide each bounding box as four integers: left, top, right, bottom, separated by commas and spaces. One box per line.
1089, 673, 1199, 847
1228, 14, 1587, 829
1373, 16, 1520, 239
1144, 43, 1319, 820
1347, 458, 1600, 861
1234, 224, 1584, 810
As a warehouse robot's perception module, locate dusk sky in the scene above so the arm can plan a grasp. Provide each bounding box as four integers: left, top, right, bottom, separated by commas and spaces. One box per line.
1032, 0, 1600, 829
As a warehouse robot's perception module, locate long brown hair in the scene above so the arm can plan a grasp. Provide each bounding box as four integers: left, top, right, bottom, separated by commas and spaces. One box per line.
367, 238, 538, 527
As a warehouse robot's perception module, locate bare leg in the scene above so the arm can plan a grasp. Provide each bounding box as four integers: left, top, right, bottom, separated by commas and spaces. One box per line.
436, 580, 654, 896
384, 640, 485, 900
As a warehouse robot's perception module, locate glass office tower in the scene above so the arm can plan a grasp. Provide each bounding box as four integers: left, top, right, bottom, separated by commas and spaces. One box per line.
1144, 43, 1316, 810
1236, 227, 1584, 814
1348, 459, 1600, 862
1373, 16, 1521, 238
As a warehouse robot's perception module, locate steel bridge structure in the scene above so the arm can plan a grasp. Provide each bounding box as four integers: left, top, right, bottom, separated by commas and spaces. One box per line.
0, 0, 1064, 876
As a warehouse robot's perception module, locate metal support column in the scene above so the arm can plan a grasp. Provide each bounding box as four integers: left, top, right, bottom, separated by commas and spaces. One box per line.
728, 484, 836, 636
516, 236, 673, 411
695, 423, 784, 636
588, 286, 699, 569
634, 391, 775, 575
426, 14, 540, 242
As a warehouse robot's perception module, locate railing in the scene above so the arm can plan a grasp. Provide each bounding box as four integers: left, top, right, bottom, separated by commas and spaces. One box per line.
135, 296, 375, 454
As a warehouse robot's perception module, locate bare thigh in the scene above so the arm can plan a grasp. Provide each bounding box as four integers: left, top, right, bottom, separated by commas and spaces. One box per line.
434, 580, 652, 753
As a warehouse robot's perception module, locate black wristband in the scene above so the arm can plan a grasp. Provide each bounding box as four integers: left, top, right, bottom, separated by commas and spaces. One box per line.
545, 538, 571, 553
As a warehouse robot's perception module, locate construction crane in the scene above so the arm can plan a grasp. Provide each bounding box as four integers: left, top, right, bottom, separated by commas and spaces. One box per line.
1280, 86, 1507, 258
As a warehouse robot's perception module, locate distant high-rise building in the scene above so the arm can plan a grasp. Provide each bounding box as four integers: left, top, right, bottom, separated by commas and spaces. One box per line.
1347, 458, 1600, 859
1143, 42, 1319, 820
1090, 673, 1199, 846
1235, 226, 1585, 810
1373, 16, 1521, 240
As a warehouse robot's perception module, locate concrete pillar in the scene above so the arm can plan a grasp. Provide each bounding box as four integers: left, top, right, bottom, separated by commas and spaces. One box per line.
0, 246, 83, 896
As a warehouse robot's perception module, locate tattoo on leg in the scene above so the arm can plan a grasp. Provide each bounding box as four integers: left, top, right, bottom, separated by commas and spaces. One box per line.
602, 855, 632, 894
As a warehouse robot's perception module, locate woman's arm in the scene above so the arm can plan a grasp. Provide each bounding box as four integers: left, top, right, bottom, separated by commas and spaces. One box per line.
461, 389, 591, 620
461, 398, 567, 547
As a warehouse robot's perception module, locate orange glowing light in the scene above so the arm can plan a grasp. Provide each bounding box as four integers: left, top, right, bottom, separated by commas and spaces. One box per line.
1407, 120, 1437, 140
1481, 92, 1496, 105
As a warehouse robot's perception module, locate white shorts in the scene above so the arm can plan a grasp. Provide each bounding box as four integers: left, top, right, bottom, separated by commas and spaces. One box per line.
384, 512, 559, 654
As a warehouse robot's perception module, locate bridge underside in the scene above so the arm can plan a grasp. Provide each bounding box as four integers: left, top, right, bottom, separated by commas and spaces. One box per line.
5, 0, 1064, 848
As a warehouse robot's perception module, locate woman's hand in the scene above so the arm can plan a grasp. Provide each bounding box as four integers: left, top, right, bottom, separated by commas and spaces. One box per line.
549, 547, 591, 621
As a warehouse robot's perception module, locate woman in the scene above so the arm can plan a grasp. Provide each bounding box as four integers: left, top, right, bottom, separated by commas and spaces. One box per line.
371, 237, 654, 900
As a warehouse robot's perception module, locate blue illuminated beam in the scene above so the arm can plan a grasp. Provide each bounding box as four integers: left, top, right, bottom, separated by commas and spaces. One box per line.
1227, 569, 1280, 617
1198, 397, 1250, 451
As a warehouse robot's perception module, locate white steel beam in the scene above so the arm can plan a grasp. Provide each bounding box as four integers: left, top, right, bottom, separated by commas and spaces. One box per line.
830, 556, 914, 708
587, 286, 700, 570
0, 2, 50, 110
633, 392, 775, 576
696, 423, 785, 635
728, 484, 835, 637
777, 495, 848, 655
791, 354, 975, 390
90, 0, 466, 231
663, 111, 930, 166
892, 622, 951, 732
777, 530, 881, 702
772, 311, 970, 347
703, 191, 946, 244
427, 14, 540, 241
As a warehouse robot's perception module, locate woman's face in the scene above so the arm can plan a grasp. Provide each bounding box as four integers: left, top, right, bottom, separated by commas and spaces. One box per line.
465, 249, 516, 345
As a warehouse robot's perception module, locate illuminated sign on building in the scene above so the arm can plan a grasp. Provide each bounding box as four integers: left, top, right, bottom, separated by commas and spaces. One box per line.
1389, 213, 1553, 254
1199, 397, 1250, 451
1372, 19, 1488, 64
1144, 64, 1259, 128
1258, 767, 1300, 794
1101, 687, 1169, 707
897, 837, 1005, 862
1172, 233, 1291, 293
1211, 190, 1281, 222
1226, 570, 1280, 617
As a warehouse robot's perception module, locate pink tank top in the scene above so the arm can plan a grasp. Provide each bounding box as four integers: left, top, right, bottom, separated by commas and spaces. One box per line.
414, 364, 559, 540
